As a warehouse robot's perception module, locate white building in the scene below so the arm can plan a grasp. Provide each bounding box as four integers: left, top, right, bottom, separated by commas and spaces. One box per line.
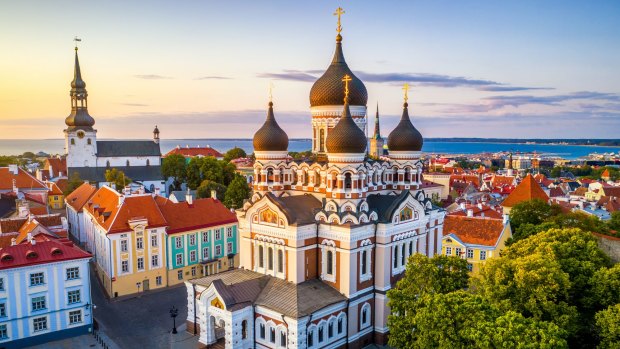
0, 236, 92, 348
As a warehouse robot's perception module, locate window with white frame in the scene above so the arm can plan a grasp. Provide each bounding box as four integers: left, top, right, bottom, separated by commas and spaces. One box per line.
31, 296, 46, 311
177, 270, 183, 280
227, 242, 233, 254
176, 254, 183, 265
0, 277, 3, 290
393, 246, 399, 269
121, 239, 128, 252
318, 325, 324, 343
215, 245, 222, 256
270, 327, 276, 343
360, 246, 372, 281
191, 266, 196, 276
328, 320, 334, 338
307, 328, 314, 347
455, 247, 462, 258
215, 229, 222, 240
277, 249, 284, 273
156, 276, 162, 285
337, 317, 344, 334
280, 330, 286, 346
121, 260, 129, 273
203, 247, 209, 260
401, 244, 406, 266
480, 250, 487, 260
190, 250, 197, 262
0, 324, 7, 339
152, 255, 159, 267
151, 233, 158, 247
466, 249, 474, 258
0, 302, 6, 317
446, 247, 452, 256
67, 290, 81, 304
69, 310, 82, 324
227, 226, 233, 238
321, 241, 337, 282
33, 317, 47, 332
175, 237, 183, 249
137, 257, 144, 270
360, 303, 371, 329
202, 231, 209, 243
189, 234, 196, 246
66, 267, 80, 280
30, 272, 44, 286
136, 237, 144, 250
259, 323, 266, 339
467, 263, 473, 272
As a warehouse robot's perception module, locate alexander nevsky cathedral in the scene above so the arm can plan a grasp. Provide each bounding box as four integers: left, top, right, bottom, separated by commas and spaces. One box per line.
185, 8, 446, 349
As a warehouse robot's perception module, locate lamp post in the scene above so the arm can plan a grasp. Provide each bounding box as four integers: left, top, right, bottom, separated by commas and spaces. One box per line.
170, 306, 179, 334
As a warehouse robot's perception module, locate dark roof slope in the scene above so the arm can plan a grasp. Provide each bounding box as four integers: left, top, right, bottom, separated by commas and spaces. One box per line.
68, 166, 163, 183
266, 193, 322, 225
97, 140, 160, 157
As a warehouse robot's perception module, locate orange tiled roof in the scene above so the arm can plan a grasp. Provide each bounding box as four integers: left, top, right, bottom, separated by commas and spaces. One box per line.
29, 207, 48, 215
155, 196, 237, 234
0, 214, 63, 234
165, 146, 223, 158
491, 175, 516, 188
572, 187, 588, 196
47, 182, 63, 196
55, 178, 68, 193
0, 167, 47, 191
443, 215, 506, 247
450, 174, 481, 187
449, 205, 503, 219
44, 158, 67, 177
602, 169, 611, 178
65, 182, 97, 212
502, 174, 549, 208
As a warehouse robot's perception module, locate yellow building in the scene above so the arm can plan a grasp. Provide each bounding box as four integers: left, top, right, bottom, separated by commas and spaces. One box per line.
442, 215, 512, 274
46, 181, 65, 209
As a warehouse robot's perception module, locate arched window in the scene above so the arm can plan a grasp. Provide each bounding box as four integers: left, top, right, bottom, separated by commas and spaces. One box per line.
318, 326, 324, 343
268, 247, 274, 270
126, 160, 130, 167
401, 244, 406, 265
393, 246, 399, 268
337, 317, 343, 334
270, 327, 276, 343
87, 138, 92, 145
405, 167, 411, 182
308, 329, 314, 347
361, 250, 367, 275
328, 320, 334, 338
277, 249, 283, 273
259, 245, 264, 268
146, 159, 150, 166
326, 251, 334, 275
344, 173, 352, 189
267, 168, 274, 184
242, 320, 248, 339
362, 307, 368, 325
259, 323, 266, 339
280, 331, 286, 346
409, 241, 413, 255
70, 138, 75, 145
319, 129, 325, 152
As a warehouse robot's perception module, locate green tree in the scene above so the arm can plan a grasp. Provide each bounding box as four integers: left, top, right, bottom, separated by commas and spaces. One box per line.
223, 174, 250, 209
196, 180, 227, 200
22, 151, 36, 159
595, 304, 620, 349
64, 171, 85, 195
608, 211, 620, 232
550, 166, 562, 178
550, 211, 610, 235
590, 264, 620, 309
508, 199, 561, 232
223, 147, 247, 162
185, 157, 205, 189
105, 168, 131, 190
161, 154, 186, 190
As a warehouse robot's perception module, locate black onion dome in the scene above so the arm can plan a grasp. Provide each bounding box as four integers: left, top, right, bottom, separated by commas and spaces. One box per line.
387, 103, 423, 152
253, 102, 289, 152
326, 100, 367, 154
65, 109, 95, 128
309, 35, 368, 107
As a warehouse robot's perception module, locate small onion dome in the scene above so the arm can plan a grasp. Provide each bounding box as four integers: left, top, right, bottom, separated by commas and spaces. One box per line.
65, 109, 95, 128
253, 101, 289, 152
387, 102, 423, 152
326, 99, 367, 154
153, 125, 160, 135
309, 35, 367, 107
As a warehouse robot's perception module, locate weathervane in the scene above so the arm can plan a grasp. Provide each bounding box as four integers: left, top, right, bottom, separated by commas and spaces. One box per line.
73, 36, 81, 51
334, 7, 345, 34
342, 74, 352, 103
403, 83, 410, 103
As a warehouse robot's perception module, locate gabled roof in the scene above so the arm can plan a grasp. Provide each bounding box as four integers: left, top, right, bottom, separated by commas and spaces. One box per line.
491, 175, 516, 188
0, 214, 63, 234
165, 146, 223, 158
0, 238, 91, 270
549, 187, 566, 198
97, 140, 160, 157
65, 182, 97, 211
264, 193, 322, 226
46, 182, 63, 196
443, 215, 506, 247
602, 187, 620, 198
67, 165, 163, 183
502, 174, 549, 208
0, 167, 48, 191
155, 196, 237, 234
44, 157, 67, 178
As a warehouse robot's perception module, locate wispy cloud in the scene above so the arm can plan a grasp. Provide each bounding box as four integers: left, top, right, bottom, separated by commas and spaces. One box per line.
257, 70, 317, 82
133, 74, 173, 80
478, 86, 554, 92
120, 103, 149, 107
194, 76, 232, 80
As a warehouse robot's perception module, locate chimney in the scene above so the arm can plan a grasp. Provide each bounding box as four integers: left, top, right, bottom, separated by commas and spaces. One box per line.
31, 238, 36, 246
211, 190, 217, 200
17, 199, 30, 218
477, 203, 483, 210
186, 189, 193, 205
154, 187, 161, 196
459, 202, 466, 210
49, 165, 53, 178
138, 185, 145, 195
123, 186, 131, 196
503, 214, 510, 225
467, 209, 474, 217
118, 195, 125, 206
8, 164, 18, 175
10, 238, 16, 246
27, 233, 33, 242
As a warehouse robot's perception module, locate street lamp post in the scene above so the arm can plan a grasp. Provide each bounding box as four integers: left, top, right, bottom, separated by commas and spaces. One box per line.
170, 306, 179, 334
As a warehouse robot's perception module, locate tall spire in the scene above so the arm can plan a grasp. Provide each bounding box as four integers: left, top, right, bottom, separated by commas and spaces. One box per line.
373, 103, 381, 140
65, 42, 95, 130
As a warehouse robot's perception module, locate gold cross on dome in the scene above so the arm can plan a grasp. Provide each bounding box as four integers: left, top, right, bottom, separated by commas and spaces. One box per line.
403, 83, 410, 103
342, 74, 352, 101
334, 7, 345, 34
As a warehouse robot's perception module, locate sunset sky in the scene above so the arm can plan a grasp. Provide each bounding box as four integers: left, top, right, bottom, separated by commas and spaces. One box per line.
1, 1, 619, 139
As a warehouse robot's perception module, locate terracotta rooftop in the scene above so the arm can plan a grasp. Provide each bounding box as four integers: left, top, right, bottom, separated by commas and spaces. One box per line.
47, 182, 63, 196
65, 182, 97, 212
491, 175, 516, 188
155, 196, 237, 234
603, 187, 620, 198
165, 146, 223, 158
443, 215, 506, 247
44, 157, 67, 178
0, 167, 47, 191
448, 204, 503, 219
502, 174, 549, 208
0, 214, 63, 234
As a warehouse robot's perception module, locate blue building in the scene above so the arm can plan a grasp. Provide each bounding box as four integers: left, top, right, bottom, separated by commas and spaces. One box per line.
0, 234, 92, 348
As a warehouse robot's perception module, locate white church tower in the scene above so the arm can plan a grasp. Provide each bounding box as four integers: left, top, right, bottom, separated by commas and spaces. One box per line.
64, 45, 97, 168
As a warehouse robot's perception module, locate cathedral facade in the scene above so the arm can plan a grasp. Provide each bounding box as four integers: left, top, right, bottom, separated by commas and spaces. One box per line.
185, 9, 445, 349
63, 47, 166, 194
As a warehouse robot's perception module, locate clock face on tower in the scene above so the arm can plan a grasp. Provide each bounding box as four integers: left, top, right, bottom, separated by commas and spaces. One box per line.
77, 131, 85, 139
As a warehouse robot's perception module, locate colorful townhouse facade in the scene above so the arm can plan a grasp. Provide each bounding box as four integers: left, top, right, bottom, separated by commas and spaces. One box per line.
442, 214, 512, 274
65, 183, 97, 251
0, 235, 92, 349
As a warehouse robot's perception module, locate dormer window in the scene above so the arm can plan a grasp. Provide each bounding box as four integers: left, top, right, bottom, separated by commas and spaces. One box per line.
26, 251, 38, 259
51, 248, 63, 256
1, 254, 13, 262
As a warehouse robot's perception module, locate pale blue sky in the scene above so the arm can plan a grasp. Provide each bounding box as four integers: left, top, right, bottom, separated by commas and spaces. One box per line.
1, 1, 619, 139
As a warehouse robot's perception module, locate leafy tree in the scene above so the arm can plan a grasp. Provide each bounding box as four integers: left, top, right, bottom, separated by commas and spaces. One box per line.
508, 199, 561, 232
22, 151, 36, 159
223, 174, 250, 209
105, 168, 131, 191
161, 154, 186, 190
550, 166, 562, 178
509, 221, 559, 245
590, 264, 620, 309
196, 180, 227, 200
223, 147, 247, 162
595, 304, 620, 349
608, 211, 620, 232
185, 157, 205, 189
550, 211, 610, 235
64, 171, 84, 195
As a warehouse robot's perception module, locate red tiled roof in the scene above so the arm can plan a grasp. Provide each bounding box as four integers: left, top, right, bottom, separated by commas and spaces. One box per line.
44, 158, 67, 178
0, 238, 90, 270
491, 175, 516, 188
29, 206, 48, 215
0, 167, 47, 191
55, 178, 68, 193
165, 146, 223, 158
443, 215, 506, 247
0, 214, 63, 234
603, 187, 620, 198
65, 182, 97, 212
155, 196, 237, 234
549, 187, 565, 197
502, 174, 550, 208
450, 174, 481, 187
47, 182, 63, 196
449, 205, 503, 219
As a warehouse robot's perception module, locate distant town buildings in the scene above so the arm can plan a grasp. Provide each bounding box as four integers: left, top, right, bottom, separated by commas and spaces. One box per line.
164, 145, 224, 161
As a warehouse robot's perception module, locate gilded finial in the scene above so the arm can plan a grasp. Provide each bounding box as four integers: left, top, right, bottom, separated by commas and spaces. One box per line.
73, 36, 82, 51
402, 83, 410, 103
334, 7, 345, 35
342, 74, 352, 103
268, 81, 274, 103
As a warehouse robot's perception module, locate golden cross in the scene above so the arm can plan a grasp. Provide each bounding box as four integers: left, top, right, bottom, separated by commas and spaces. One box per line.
402, 83, 410, 103
268, 81, 274, 102
342, 74, 352, 102
334, 7, 345, 33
